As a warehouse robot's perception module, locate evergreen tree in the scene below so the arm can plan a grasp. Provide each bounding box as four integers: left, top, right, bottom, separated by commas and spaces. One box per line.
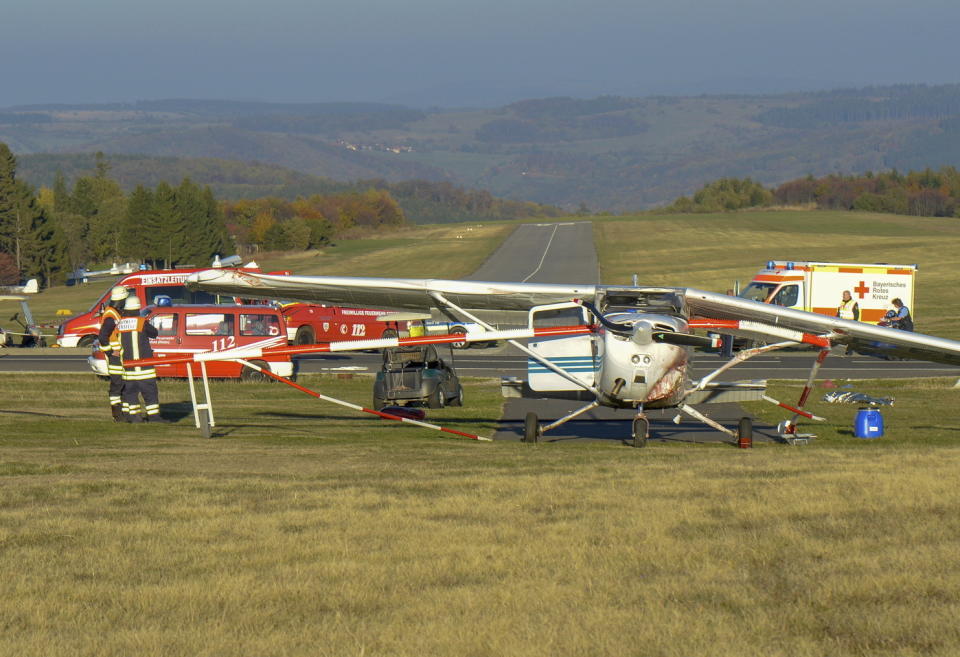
200, 185, 230, 258
22, 196, 68, 287
173, 178, 206, 265
0, 144, 19, 264
52, 171, 69, 213
144, 182, 182, 268
121, 185, 154, 260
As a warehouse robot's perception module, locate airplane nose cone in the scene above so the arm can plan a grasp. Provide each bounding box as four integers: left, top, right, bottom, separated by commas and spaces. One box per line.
630, 320, 654, 345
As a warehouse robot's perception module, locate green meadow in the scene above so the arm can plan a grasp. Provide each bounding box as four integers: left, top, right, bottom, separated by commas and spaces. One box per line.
595, 210, 960, 338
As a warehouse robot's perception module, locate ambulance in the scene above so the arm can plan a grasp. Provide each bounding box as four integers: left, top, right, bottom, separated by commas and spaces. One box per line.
739, 261, 917, 324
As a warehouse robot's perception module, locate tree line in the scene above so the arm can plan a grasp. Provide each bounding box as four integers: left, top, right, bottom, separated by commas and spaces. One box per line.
664, 168, 960, 218
18, 153, 565, 224
0, 143, 412, 288
756, 84, 960, 128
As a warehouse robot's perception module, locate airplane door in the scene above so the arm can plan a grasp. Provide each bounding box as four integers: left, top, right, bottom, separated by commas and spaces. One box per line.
526, 304, 595, 391
527, 335, 597, 391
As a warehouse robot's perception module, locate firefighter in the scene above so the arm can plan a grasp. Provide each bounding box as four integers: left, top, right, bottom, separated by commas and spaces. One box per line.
837, 290, 860, 321
117, 296, 165, 423
97, 285, 130, 421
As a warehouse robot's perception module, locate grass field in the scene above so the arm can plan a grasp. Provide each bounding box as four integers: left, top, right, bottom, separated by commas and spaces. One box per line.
594, 210, 960, 338
3, 373, 960, 656
4, 210, 960, 654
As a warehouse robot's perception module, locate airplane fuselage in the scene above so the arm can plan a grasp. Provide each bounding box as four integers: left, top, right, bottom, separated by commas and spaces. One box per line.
595, 311, 689, 409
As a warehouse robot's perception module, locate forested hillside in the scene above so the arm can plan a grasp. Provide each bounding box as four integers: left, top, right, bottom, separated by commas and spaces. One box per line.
17, 154, 562, 224
665, 167, 960, 218
1, 146, 430, 288
6, 85, 960, 211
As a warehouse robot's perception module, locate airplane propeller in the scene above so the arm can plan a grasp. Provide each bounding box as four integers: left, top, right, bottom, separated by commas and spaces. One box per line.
653, 331, 720, 349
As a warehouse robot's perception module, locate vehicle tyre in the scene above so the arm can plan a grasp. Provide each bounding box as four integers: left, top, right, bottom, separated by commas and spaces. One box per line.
632, 416, 649, 448
294, 326, 315, 345
373, 394, 386, 410
448, 384, 464, 407
241, 359, 271, 382
381, 328, 399, 340
77, 335, 96, 348
524, 412, 540, 443
450, 327, 469, 349
737, 417, 753, 448
427, 385, 445, 409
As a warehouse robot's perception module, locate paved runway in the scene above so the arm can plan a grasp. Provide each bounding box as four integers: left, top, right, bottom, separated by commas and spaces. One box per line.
466, 221, 598, 283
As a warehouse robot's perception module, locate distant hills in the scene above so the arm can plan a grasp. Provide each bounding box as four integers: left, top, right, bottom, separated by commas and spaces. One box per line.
6, 84, 960, 212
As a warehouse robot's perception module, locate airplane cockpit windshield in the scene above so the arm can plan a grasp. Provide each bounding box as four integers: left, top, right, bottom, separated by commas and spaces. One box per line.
599, 288, 687, 317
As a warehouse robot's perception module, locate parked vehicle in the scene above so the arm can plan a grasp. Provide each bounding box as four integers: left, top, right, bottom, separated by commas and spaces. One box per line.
373, 345, 463, 409
88, 304, 295, 380
59, 267, 232, 347
424, 320, 493, 349
282, 303, 411, 344
740, 261, 917, 325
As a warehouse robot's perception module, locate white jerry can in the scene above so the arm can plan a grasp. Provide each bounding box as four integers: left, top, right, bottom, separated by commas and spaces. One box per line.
527, 335, 597, 391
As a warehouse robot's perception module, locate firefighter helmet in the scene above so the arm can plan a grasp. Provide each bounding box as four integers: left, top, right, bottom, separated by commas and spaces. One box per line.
110, 285, 129, 302
124, 296, 142, 311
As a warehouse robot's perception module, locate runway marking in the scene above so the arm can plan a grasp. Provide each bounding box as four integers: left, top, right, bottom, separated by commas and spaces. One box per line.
522, 224, 560, 282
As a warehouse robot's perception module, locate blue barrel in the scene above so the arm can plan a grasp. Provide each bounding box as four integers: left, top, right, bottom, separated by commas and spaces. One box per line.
854, 408, 884, 438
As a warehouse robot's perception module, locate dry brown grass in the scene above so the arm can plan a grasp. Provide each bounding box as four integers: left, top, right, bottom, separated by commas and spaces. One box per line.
3, 374, 960, 656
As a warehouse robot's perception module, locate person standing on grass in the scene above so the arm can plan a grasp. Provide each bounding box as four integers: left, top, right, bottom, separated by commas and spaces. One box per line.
97, 285, 130, 422
116, 296, 166, 423
837, 290, 860, 321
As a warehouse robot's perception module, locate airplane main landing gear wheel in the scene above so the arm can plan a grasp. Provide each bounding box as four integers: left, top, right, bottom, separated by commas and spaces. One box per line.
524, 412, 541, 443
737, 417, 753, 449
632, 415, 649, 448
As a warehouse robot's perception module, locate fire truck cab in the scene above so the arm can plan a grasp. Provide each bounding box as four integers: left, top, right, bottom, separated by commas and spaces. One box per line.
58, 267, 244, 348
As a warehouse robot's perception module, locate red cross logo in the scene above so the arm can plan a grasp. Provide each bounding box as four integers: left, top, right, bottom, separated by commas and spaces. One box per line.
854, 281, 870, 299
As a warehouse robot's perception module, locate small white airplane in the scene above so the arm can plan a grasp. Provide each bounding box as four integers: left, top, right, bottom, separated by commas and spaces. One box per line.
142, 269, 960, 445
3, 279, 38, 294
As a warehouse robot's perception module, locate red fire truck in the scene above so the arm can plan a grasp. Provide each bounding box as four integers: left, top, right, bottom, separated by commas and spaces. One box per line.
88, 304, 294, 380
58, 267, 238, 348
58, 265, 407, 348
282, 303, 408, 344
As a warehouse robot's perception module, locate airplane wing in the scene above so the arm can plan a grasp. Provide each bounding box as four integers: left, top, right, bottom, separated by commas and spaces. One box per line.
188, 270, 960, 367
685, 288, 960, 366
188, 269, 597, 312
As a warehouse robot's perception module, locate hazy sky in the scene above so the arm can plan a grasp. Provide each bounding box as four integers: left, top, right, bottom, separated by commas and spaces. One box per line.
4, 0, 960, 107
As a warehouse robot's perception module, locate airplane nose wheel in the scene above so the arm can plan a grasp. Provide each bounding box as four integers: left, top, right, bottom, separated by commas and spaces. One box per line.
632, 414, 649, 448
524, 412, 541, 443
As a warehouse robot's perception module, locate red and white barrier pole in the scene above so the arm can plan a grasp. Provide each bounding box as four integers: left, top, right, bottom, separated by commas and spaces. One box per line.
235, 359, 492, 442
128, 324, 593, 369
